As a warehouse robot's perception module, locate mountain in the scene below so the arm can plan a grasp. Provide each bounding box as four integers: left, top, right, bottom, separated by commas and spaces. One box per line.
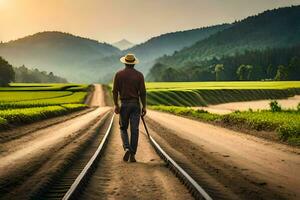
14, 65, 68, 83
113, 39, 135, 50
123, 24, 231, 74
147, 45, 300, 81
0, 25, 229, 83
0, 31, 121, 82
80, 23, 231, 82
152, 6, 300, 74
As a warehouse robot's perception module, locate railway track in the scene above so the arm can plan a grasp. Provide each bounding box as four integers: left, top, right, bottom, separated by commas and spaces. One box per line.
34, 114, 212, 200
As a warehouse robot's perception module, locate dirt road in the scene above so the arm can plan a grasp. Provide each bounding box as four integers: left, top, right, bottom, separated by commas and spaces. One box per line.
80, 117, 192, 200
147, 110, 300, 199
89, 84, 106, 107
0, 84, 110, 199
195, 95, 300, 114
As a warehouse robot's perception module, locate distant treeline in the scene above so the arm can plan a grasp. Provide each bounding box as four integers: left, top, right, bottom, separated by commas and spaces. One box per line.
147, 45, 300, 81
0, 56, 67, 86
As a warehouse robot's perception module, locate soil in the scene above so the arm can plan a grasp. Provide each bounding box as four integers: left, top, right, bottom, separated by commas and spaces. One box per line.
0, 84, 105, 143
194, 95, 300, 114
0, 108, 95, 143
89, 84, 106, 107
0, 84, 111, 199
80, 116, 193, 200
146, 110, 300, 200
2, 84, 299, 200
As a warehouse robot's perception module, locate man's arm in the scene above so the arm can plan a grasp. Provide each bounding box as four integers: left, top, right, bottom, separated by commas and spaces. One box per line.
140, 74, 147, 116
112, 73, 120, 114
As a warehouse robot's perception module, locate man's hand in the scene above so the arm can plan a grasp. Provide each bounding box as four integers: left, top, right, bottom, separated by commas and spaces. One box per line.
114, 105, 120, 114
141, 107, 147, 117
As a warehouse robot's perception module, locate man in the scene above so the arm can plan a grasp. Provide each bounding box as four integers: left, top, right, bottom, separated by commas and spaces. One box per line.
112, 53, 146, 162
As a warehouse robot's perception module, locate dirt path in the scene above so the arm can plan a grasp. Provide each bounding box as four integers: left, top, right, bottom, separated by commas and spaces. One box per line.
0, 108, 96, 143
194, 95, 300, 114
147, 110, 300, 199
0, 107, 110, 177
80, 117, 192, 200
89, 84, 106, 107
0, 84, 110, 198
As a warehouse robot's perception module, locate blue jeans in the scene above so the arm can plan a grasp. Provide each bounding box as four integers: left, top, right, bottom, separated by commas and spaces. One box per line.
119, 102, 141, 155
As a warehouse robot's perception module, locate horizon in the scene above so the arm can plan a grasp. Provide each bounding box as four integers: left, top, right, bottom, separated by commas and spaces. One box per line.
1, 0, 300, 44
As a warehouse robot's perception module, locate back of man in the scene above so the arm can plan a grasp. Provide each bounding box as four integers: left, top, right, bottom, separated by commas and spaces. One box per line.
112, 54, 146, 163
114, 68, 145, 102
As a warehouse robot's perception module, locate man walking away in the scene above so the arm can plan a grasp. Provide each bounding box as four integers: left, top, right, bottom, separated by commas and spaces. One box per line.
112, 53, 147, 162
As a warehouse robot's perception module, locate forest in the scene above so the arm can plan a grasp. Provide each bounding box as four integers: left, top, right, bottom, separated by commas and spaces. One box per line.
147, 45, 300, 82
0, 56, 67, 86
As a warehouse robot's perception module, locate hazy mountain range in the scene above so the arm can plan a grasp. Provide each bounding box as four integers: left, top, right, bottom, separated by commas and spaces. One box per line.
0, 32, 121, 82
0, 5, 299, 83
113, 39, 135, 50
147, 5, 300, 81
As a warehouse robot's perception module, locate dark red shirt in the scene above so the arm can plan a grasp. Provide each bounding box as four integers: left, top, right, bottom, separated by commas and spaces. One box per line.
113, 67, 146, 105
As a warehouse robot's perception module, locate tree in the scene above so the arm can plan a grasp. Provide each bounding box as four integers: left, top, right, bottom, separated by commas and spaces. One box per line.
288, 56, 300, 80
0, 57, 15, 86
266, 64, 274, 79
214, 64, 224, 81
237, 64, 253, 80
236, 64, 247, 80
147, 63, 168, 81
13, 65, 67, 83
274, 65, 288, 81
161, 68, 184, 82
246, 65, 253, 80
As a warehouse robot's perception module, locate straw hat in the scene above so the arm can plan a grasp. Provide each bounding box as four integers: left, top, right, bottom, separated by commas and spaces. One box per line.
120, 53, 139, 64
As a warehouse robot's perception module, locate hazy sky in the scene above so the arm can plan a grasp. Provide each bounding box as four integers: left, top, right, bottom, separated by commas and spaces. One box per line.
1, 0, 300, 44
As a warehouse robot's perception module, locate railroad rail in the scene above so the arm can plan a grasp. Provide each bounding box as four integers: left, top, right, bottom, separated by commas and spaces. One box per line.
141, 116, 213, 200
44, 114, 212, 200
62, 113, 115, 200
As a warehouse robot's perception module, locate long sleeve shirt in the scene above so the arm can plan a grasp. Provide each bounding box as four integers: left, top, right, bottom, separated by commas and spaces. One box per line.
112, 67, 146, 107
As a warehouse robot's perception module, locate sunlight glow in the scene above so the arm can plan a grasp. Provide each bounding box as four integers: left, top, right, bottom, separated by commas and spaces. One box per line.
0, 0, 8, 7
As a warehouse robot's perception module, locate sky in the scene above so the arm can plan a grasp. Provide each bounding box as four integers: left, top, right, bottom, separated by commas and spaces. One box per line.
0, 0, 300, 44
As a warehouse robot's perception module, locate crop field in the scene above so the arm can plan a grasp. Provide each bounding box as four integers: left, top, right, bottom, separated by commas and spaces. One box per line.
146, 81, 300, 90
0, 83, 89, 91
147, 81, 300, 145
0, 84, 89, 129
150, 105, 300, 145
146, 81, 300, 106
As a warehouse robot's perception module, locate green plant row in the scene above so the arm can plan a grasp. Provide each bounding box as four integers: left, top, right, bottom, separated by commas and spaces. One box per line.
0, 83, 89, 91
0, 92, 87, 110
0, 104, 87, 126
0, 91, 73, 102
147, 88, 300, 106
146, 81, 300, 90
150, 105, 300, 145
0, 117, 8, 129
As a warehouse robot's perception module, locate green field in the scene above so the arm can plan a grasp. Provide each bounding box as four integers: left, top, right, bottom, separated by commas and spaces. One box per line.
146, 81, 300, 90
150, 105, 300, 145
146, 81, 300, 145
0, 83, 89, 91
146, 81, 300, 106
0, 84, 89, 129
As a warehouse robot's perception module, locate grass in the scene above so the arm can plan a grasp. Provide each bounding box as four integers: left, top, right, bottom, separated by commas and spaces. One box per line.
0, 91, 73, 102
145, 81, 300, 106
0, 83, 89, 91
146, 81, 300, 90
0, 117, 8, 129
0, 84, 90, 130
0, 92, 87, 109
145, 82, 300, 144
0, 104, 87, 124
150, 105, 300, 145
